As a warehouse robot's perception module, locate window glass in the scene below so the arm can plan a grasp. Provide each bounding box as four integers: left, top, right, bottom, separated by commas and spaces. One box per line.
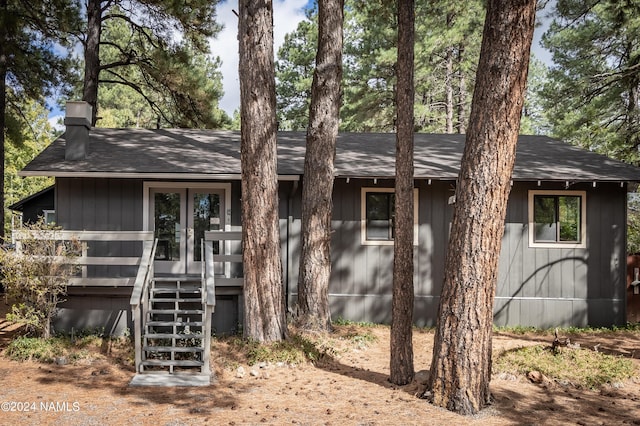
366, 192, 394, 240
534, 196, 557, 242
533, 194, 582, 244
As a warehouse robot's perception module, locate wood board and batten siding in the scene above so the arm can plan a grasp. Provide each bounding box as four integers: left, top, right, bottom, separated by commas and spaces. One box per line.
326, 178, 627, 328
328, 178, 454, 326
496, 182, 627, 328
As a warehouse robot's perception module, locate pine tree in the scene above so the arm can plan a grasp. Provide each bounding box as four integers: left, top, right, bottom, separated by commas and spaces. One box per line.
427, 0, 536, 414
79, 0, 226, 128
297, 0, 344, 331
541, 0, 640, 162
0, 0, 78, 241
238, 0, 287, 343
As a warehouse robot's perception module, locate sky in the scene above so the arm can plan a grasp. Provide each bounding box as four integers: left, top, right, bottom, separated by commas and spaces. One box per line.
210, 0, 556, 117
49, 0, 555, 125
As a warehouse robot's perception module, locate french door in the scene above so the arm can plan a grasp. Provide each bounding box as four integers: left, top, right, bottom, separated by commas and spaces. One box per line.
147, 185, 228, 275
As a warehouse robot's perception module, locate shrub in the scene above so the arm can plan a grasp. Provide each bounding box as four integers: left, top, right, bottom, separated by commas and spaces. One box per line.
0, 220, 81, 338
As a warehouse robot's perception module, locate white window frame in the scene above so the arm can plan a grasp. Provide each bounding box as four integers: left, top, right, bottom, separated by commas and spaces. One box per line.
43, 209, 56, 225
360, 187, 419, 246
528, 190, 587, 249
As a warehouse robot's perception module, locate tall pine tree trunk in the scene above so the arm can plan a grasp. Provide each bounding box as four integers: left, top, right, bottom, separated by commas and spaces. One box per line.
82, 0, 101, 126
297, 0, 344, 331
427, 0, 536, 415
238, 0, 286, 343
390, 0, 415, 386
457, 44, 467, 134
444, 13, 454, 134
0, 0, 7, 241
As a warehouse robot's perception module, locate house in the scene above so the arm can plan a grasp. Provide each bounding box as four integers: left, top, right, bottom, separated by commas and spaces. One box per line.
14, 101, 640, 382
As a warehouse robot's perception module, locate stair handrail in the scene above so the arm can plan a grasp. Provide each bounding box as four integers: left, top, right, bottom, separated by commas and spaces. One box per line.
130, 238, 158, 373
201, 238, 216, 375
203, 239, 216, 308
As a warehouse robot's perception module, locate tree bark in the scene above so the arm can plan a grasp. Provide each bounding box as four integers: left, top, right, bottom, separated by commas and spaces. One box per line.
427, 0, 536, 415
444, 14, 454, 134
390, 0, 415, 386
457, 44, 467, 134
297, 0, 344, 331
0, 0, 7, 242
238, 0, 286, 343
83, 0, 102, 126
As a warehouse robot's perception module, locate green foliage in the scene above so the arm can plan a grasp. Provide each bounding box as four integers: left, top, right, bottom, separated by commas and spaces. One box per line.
628, 191, 640, 253
275, 0, 485, 132
332, 316, 378, 327
5, 335, 67, 362
494, 344, 636, 389
227, 334, 327, 365
275, 9, 317, 130
0, 220, 82, 338
94, 7, 230, 129
541, 0, 640, 162
5, 333, 131, 364
220, 325, 378, 366
4, 99, 56, 235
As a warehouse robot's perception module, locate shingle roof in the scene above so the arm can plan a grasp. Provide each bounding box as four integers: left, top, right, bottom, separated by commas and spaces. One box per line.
20, 128, 640, 182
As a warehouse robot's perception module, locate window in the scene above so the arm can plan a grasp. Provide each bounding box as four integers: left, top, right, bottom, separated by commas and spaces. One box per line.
528, 190, 586, 248
361, 188, 418, 245
43, 210, 56, 225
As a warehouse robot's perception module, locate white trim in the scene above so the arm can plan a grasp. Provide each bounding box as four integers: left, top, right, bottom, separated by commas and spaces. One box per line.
528, 189, 587, 249
143, 182, 233, 274
42, 209, 56, 224
143, 182, 232, 233
19, 171, 300, 181
360, 187, 419, 246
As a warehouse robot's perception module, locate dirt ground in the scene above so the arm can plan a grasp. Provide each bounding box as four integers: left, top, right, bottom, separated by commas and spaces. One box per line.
1, 301, 639, 426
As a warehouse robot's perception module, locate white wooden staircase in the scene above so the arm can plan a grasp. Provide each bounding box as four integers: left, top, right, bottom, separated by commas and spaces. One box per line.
140, 277, 208, 374
130, 240, 216, 387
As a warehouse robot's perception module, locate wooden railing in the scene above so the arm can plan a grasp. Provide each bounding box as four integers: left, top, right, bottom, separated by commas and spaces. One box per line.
130, 238, 158, 374
201, 239, 216, 375
204, 230, 243, 287
12, 230, 156, 286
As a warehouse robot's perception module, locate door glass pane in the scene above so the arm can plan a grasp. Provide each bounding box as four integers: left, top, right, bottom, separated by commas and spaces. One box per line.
154, 192, 181, 261
193, 193, 221, 261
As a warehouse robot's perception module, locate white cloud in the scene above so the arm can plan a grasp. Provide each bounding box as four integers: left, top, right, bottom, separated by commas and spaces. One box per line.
210, 0, 309, 116
48, 114, 65, 132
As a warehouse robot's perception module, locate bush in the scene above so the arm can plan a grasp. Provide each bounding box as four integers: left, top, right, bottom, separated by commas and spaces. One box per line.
0, 220, 81, 338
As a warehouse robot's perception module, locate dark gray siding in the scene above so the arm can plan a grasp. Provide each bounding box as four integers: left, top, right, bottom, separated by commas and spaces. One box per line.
56, 177, 144, 231
327, 179, 453, 326
52, 176, 628, 331
495, 182, 626, 327
323, 178, 627, 328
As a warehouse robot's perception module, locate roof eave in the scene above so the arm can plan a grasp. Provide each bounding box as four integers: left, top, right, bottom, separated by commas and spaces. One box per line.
19, 170, 300, 181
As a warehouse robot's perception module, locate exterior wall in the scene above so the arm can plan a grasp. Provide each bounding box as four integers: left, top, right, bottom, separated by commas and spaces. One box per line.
496, 182, 627, 328
49, 176, 628, 331
53, 177, 244, 335
17, 188, 55, 224
319, 179, 627, 328
325, 178, 451, 326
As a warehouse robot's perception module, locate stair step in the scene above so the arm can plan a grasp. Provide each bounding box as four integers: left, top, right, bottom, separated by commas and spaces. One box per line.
144, 346, 204, 353
144, 333, 204, 339
154, 275, 201, 282
141, 360, 204, 367
151, 288, 201, 294
148, 309, 204, 315
150, 298, 202, 304
147, 321, 203, 327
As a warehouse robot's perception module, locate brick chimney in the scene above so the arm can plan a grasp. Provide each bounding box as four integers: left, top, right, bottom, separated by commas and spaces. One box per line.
64, 101, 92, 160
